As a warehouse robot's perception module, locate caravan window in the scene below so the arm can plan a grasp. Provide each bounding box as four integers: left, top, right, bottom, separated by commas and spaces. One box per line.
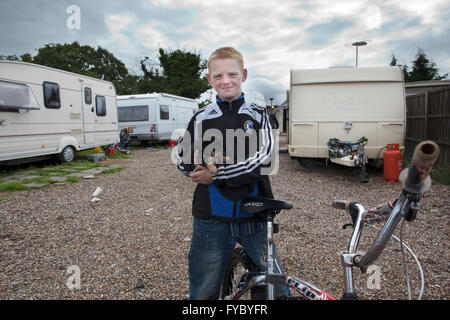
133, 105, 148, 121
95, 95, 106, 116
43, 81, 61, 109
84, 87, 92, 104
0, 80, 40, 111
160, 105, 169, 120
118, 107, 131, 122
118, 106, 148, 122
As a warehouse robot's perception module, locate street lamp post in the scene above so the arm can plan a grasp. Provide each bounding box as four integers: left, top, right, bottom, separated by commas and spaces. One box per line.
352, 41, 367, 68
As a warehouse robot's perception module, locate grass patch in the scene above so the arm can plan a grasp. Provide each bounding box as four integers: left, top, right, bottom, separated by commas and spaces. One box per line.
22, 177, 55, 185
0, 182, 30, 192
102, 167, 123, 174
0, 197, 6, 202
0, 149, 126, 192
66, 176, 81, 183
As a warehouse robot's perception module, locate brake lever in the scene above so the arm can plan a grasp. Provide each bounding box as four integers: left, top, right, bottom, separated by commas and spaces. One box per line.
404, 193, 421, 222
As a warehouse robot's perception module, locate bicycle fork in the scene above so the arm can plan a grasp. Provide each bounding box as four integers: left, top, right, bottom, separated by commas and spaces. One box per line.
340, 202, 365, 300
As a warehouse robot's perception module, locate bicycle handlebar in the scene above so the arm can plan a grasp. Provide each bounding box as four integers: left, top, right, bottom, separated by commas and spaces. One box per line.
400, 140, 440, 193
333, 141, 440, 270
332, 200, 348, 210
355, 141, 439, 268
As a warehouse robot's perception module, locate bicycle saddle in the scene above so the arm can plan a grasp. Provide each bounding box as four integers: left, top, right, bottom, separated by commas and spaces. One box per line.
240, 197, 292, 215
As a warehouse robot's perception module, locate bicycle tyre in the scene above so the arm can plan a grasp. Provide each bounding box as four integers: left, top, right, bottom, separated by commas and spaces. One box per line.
221, 247, 266, 300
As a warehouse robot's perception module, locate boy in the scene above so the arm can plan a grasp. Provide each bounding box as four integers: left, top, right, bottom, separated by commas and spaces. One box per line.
176, 47, 288, 299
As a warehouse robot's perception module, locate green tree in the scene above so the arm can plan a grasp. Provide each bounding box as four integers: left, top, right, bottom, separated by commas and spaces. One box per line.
31, 42, 130, 86
1, 42, 134, 94
138, 56, 165, 94
140, 48, 210, 99
391, 48, 448, 82
389, 52, 410, 82
389, 52, 398, 66
2, 43, 211, 97
408, 47, 448, 82
0, 54, 20, 61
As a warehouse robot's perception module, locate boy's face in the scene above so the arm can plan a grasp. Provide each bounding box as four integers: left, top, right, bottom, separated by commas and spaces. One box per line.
207, 58, 247, 102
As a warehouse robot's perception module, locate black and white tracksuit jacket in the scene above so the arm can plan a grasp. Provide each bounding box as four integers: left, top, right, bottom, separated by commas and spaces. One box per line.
176, 93, 275, 222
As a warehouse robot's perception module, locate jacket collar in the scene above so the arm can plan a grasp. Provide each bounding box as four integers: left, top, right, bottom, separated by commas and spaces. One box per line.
216, 93, 245, 111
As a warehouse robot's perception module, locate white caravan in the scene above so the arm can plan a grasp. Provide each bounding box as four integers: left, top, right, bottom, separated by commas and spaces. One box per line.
0, 61, 118, 164
116, 93, 198, 144
288, 66, 406, 166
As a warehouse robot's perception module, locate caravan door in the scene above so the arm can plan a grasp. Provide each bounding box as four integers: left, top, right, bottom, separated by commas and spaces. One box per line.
82, 85, 96, 145
157, 102, 175, 140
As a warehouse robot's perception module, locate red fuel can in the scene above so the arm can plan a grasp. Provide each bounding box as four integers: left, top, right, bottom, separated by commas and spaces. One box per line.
383, 143, 402, 182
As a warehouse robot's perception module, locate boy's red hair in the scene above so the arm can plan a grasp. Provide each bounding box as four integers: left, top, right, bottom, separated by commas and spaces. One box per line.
207, 47, 244, 72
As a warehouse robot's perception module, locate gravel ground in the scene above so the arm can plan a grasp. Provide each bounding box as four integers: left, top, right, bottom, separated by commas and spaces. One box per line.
0, 139, 448, 300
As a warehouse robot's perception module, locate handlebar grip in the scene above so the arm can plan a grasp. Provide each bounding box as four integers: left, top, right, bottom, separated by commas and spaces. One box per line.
400, 140, 440, 193
332, 200, 348, 210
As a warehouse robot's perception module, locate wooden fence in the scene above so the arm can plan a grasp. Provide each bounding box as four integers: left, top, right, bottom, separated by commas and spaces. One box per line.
405, 85, 450, 165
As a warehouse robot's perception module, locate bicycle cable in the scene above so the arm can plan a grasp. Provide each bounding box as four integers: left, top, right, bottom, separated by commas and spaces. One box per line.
399, 219, 412, 299
366, 223, 424, 300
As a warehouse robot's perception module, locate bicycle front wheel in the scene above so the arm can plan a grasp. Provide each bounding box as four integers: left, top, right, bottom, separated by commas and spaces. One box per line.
221, 247, 266, 300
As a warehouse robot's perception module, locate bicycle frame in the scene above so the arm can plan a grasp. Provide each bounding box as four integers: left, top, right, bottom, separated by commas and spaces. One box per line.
229, 193, 419, 300
228, 140, 439, 300
229, 210, 338, 300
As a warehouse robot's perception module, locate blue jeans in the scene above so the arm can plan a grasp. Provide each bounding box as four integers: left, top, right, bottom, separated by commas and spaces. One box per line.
188, 218, 290, 300
120, 136, 127, 149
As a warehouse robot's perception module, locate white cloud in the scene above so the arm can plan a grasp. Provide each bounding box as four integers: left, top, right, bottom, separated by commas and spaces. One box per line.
105, 15, 133, 34
137, 22, 176, 49
364, 5, 383, 29
1, 0, 448, 106
105, 15, 134, 45
141, 1, 449, 103
388, 0, 449, 27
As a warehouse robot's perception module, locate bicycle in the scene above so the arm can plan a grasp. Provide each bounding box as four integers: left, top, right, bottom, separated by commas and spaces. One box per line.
221, 140, 440, 300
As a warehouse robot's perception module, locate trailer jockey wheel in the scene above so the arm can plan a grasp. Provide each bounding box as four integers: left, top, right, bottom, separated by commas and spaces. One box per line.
359, 154, 369, 183
58, 146, 75, 163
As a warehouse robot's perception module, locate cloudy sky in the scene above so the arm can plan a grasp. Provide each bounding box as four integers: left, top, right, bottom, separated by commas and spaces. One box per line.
1, 0, 449, 104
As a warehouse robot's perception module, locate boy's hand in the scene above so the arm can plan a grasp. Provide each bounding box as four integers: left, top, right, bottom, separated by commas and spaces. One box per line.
189, 165, 213, 185
189, 149, 213, 184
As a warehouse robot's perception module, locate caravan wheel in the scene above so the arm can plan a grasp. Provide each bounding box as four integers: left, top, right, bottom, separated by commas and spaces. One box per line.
58, 146, 75, 163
